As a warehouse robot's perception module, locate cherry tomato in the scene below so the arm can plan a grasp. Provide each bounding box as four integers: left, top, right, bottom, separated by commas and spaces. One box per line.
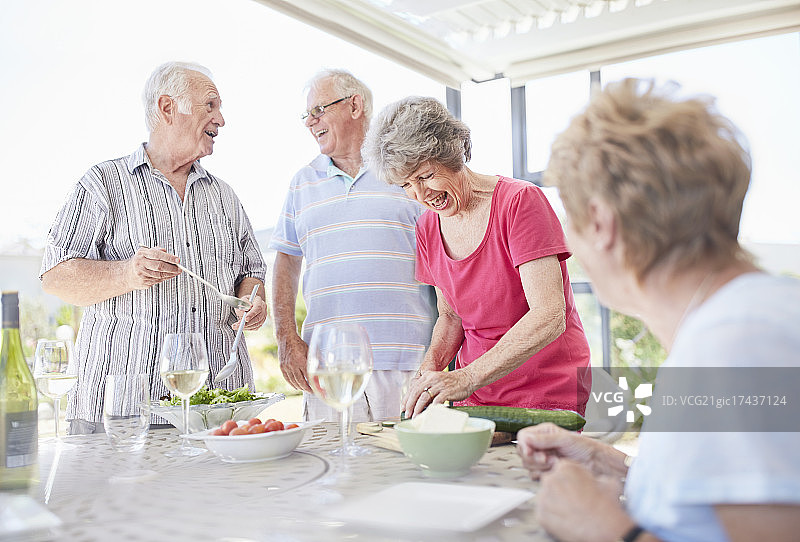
248, 423, 267, 434
285, 423, 299, 430
220, 420, 238, 435
211, 428, 226, 436
264, 420, 284, 432
229, 426, 249, 436
247, 417, 262, 426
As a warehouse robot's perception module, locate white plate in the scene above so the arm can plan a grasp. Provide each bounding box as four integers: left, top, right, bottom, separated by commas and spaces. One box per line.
325, 482, 533, 532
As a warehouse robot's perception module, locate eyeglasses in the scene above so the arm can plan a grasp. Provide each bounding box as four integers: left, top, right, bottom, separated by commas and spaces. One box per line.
301, 96, 352, 121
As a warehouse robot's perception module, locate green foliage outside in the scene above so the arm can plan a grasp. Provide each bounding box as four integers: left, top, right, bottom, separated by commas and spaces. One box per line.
608, 310, 665, 428
18, 295, 304, 397
20, 298, 52, 357
23, 279, 667, 425
250, 272, 668, 431
19, 299, 82, 358
245, 293, 306, 397
20, 253, 795, 433
566, 257, 667, 429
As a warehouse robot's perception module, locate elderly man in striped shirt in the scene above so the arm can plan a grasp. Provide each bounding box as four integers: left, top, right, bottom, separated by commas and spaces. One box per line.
40, 62, 267, 434
270, 69, 436, 423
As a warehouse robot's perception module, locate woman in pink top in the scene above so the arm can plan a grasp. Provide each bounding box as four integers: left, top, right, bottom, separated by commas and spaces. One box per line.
363, 96, 591, 418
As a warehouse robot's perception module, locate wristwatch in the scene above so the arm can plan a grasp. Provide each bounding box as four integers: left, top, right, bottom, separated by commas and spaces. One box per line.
618, 524, 645, 542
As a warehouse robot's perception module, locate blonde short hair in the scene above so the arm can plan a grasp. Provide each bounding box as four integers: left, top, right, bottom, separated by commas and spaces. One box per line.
545, 78, 752, 281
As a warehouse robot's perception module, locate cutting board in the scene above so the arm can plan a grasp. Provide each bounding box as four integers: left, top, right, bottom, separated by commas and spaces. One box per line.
356, 423, 403, 452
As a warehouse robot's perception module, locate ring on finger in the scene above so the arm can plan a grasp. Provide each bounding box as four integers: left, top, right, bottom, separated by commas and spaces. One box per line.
424, 387, 434, 399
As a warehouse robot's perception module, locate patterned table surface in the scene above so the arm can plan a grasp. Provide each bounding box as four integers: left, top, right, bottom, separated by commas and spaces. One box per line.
31, 423, 552, 541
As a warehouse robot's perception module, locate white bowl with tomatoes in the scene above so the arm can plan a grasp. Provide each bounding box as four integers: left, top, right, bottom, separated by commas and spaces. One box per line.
186, 417, 321, 463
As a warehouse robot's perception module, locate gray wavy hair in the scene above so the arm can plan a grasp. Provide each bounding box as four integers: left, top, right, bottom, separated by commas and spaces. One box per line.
143, 61, 213, 132
306, 68, 373, 120
363, 96, 471, 185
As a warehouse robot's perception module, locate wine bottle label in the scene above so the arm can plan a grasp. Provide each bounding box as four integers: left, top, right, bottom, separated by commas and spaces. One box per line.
1, 291, 20, 327
3, 410, 37, 468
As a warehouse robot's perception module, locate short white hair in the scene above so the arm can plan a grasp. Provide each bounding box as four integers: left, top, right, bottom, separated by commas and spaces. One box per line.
142, 61, 213, 132
306, 68, 373, 120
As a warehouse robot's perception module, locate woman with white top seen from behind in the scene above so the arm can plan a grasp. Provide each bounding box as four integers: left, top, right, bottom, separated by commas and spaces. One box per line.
517, 78, 800, 542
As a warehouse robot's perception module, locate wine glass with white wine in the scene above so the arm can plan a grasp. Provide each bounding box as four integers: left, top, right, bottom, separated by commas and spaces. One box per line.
307, 322, 373, 458
159, 332, 209, 457
34, 339, 77, 445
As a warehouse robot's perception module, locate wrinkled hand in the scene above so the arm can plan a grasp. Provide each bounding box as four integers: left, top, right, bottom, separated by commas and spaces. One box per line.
516, 422, 599, 479
536, 459, 633, 542
231, 295, 267, 331
278, 335, 311, 393
127, 246, 180, 290
402, 368, 477, 418
517, 422, 624, 481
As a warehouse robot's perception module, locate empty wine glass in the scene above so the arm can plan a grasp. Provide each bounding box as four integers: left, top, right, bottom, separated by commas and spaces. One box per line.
34, 339, 77, 444
307, 322, 373, 458
159, 333, 209, 457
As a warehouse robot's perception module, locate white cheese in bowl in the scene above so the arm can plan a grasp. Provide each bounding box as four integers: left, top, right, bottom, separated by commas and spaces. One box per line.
411, 404, 470, 433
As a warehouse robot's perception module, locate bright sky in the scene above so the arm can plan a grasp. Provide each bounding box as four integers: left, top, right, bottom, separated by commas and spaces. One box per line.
523, 33, 800, 248
0, 0, 445, 248
2, 1, 798, 252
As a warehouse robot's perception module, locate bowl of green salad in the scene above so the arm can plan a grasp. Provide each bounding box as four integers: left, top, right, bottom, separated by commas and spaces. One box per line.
152, 386, 285, 433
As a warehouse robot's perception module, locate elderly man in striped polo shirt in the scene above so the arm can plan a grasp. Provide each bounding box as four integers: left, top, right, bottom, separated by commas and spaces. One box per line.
270, 69, 436, 423
41, 62, 267, 434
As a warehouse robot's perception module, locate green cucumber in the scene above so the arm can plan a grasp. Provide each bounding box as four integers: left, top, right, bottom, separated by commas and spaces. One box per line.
451, 405, 585, 433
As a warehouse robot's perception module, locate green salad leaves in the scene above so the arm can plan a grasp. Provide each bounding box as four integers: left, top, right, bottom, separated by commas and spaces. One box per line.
163, 386, 259, 406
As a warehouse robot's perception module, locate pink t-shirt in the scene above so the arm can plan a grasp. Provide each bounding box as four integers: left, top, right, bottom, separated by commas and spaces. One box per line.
415, 177, 591, 413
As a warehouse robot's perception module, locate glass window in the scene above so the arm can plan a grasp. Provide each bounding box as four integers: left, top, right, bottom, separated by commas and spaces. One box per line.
602, 32, 800, 270
461, 77, 513, 176
524, 70, 591, 173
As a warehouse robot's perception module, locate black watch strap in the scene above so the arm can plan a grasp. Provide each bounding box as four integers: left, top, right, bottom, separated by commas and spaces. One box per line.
621, 524, 645, 542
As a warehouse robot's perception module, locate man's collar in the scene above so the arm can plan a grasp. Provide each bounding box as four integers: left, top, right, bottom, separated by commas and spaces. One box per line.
325, 157, 366, 183
127, 143, 209, 180
309, 154, 330, 173
127, 143, 150, 173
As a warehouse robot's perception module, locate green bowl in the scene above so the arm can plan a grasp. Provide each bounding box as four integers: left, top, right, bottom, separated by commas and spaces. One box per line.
395, 417, 495, 478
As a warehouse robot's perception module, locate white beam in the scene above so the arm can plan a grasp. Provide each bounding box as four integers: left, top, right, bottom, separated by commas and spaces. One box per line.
251, 0, 495, 86
504, 4, 800, 84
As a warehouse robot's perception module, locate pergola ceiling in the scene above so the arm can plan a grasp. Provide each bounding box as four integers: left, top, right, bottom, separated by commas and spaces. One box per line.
253, 0, 800, 87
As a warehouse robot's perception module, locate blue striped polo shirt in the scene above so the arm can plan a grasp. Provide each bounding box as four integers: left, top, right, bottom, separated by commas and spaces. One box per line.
269, 154, 436, 371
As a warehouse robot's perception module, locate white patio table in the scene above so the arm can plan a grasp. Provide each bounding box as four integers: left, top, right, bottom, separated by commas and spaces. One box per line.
29, 423, 552, 541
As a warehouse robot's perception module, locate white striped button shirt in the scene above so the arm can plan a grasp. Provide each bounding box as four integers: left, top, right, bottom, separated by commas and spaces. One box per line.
40, 144, 266, 423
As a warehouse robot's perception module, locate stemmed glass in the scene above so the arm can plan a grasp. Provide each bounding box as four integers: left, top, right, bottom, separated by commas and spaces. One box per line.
159, 333, 209, 457
307, 322, 373, 458
33, 339, 77, 445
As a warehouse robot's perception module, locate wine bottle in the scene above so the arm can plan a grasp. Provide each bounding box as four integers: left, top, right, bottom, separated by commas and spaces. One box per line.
0, 291, 38, 490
